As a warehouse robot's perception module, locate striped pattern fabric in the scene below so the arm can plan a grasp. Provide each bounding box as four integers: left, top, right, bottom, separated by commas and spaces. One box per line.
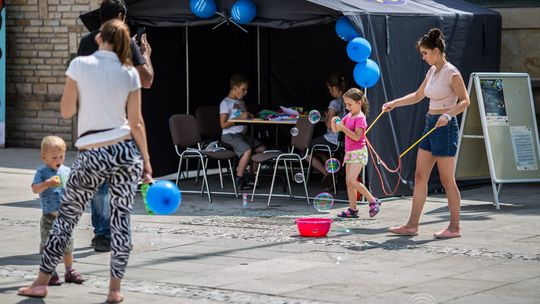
40, 140, 143, 278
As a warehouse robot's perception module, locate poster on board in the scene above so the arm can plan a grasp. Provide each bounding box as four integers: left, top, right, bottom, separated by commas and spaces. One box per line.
456, 73, 540, 210
480, 79, 508, 126
510, 126, 538, 171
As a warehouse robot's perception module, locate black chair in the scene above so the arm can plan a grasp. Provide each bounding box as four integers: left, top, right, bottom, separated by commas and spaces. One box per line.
250, 117, 314, 207
195, 105, 235, 189
169, 114, 238, 203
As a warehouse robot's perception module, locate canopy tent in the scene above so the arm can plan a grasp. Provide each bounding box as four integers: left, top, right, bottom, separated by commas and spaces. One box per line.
80, 0, 501, 197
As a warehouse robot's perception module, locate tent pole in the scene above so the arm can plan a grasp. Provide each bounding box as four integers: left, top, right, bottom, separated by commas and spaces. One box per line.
257, 26, 261, 105
185, 26, 190, 114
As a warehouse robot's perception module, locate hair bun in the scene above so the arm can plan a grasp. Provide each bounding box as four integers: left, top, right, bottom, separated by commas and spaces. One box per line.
428, 28, 443, 40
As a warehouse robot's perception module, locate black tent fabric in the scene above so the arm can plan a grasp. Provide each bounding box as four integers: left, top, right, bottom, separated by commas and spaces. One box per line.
81, 0, 501, 197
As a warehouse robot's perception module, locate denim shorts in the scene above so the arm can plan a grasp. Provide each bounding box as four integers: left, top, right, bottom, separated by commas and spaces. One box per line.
418, 114, 459, 157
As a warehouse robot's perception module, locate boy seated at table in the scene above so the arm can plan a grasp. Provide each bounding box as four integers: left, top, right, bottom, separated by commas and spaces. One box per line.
219, 73, 266, 190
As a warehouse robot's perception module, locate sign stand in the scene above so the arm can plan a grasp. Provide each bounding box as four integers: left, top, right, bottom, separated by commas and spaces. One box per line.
455, 73, 540, 209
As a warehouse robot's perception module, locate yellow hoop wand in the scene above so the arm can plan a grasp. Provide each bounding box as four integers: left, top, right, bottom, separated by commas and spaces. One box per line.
365, 110, 387, 135
399, 127, 437, 158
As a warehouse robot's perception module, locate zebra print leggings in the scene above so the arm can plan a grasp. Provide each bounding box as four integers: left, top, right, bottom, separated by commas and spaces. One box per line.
40, 140, 143, 278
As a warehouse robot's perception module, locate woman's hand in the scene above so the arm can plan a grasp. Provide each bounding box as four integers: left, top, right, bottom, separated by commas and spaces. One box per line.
435, 114, 450, 128
382, 101, 397, 112
143, 160, 153, 184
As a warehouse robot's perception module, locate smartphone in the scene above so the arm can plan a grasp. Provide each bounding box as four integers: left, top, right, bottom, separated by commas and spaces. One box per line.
136, 27, 146, 45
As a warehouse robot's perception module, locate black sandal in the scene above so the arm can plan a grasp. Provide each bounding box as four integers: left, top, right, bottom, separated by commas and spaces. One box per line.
337, 208, 359, 218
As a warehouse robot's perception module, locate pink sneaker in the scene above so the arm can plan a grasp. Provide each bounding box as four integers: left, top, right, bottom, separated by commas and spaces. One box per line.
48, 271, 62, 286
434, 228, 461, 239
65, 268, 85, 284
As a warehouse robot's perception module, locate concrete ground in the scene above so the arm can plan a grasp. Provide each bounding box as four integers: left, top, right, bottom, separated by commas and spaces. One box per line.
0, 148, 539, 304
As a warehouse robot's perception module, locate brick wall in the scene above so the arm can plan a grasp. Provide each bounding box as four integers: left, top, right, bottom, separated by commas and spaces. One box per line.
5, 0, 100, 148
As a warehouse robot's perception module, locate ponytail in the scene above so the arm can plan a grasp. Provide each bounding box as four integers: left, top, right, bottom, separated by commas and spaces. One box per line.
99, 19, 132, 66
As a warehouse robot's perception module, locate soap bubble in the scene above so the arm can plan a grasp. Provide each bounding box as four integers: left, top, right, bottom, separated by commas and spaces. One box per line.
290, 127, 299, 136
308, 110, 321, 124
325, 158, 341, 174
313, 192, 334, 212
294, 172, 304, 183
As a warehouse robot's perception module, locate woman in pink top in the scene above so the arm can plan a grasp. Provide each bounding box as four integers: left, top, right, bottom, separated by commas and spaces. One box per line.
331, 88, 381, 218
383, 28, 470, 239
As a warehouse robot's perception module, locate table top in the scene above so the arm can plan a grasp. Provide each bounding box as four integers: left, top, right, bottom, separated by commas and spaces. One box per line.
230, 118, 297, 125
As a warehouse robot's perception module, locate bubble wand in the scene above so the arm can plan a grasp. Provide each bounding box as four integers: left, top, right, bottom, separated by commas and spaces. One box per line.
365, 110, 387, 135
399, 127, 437, 158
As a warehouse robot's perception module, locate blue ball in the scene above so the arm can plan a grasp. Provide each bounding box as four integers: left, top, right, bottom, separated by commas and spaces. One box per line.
231, 0, 257, 24
346, 37, 372, 62
146, 181, 181, 215
335, 16, 358, 41
190, 0, 217, 19
353, 59, 381, 88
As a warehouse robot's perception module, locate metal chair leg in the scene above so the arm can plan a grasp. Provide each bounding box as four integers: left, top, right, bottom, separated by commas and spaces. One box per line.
283, 160, 293, 199
199, 158, 208, 196
329, 151, 337, 195
267, 159, 280, 207
228, 159, 238, 198
251, 163, 262, 203
199, 155, 212, 203
176, 155, 184, 186
307, 148, 315, 184
194, 158, 201, 184
298, 159, 311, 206
218, 160, 224, 189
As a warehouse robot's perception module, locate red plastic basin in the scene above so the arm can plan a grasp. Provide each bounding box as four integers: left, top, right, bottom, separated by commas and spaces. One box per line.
296, 218, 333, 237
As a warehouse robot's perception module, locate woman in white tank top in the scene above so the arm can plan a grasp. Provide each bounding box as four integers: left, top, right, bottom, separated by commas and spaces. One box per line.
382, 28, 470, 239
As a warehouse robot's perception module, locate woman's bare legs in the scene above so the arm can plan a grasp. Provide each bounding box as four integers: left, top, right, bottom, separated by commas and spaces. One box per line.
436, 156, 461, 232
107, 277, 123, 303
390, 149, 435, 234
17, 271, 51, 297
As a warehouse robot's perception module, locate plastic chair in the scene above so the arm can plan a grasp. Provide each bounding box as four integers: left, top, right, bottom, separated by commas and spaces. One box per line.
250, 117, 314, 207
195, 105, 235, 189
169, 114, 238, 203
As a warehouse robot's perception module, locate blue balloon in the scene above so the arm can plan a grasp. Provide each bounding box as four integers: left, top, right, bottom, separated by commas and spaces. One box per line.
146, 181, 181, 215
190, 0, 217, 19
335, 16, 358, 41
347, 37, 372, 62
353, 59, 381, 88
231, 0, 257, 24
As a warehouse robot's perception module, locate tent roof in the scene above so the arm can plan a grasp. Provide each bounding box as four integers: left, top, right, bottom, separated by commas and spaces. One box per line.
81, 0, 499, 31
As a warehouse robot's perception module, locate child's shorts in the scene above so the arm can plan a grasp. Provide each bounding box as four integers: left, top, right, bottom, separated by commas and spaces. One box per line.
221, 133, 262, 158
418, 114, 459, 157
343, 146, 368, 165
40, 213, 74, 254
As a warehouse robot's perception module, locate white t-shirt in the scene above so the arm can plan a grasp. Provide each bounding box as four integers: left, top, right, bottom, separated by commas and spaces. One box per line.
66, 50, 141, 148
219, 97, 246, 135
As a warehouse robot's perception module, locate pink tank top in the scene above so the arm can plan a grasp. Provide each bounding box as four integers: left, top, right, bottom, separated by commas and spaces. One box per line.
423, 62, 461, 110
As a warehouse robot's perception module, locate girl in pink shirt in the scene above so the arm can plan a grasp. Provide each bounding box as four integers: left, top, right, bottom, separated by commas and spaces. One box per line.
331, 88, 381, 218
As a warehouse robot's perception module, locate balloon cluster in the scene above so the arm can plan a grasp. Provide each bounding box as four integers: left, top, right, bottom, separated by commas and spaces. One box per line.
190, 0, 257, 24
335, 16, 381, 88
